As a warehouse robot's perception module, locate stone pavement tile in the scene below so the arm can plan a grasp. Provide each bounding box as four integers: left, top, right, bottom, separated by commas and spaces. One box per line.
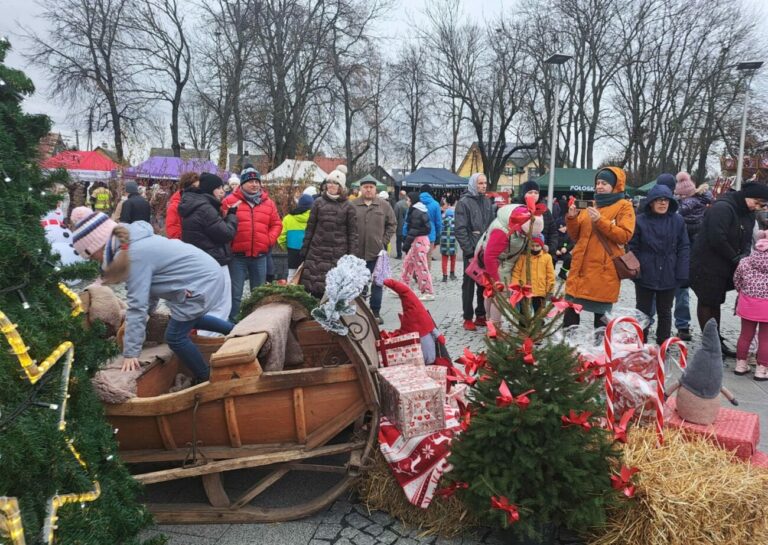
342, 527, 363, 539
364, 523, 385, 536
156, 523, 231, 540
313, 523, 342, 540
346, 511, 373, 529
310, 541, 331, 545
353, 532, 378, 545
217, 521, 316, 545
377, 530, 399, 544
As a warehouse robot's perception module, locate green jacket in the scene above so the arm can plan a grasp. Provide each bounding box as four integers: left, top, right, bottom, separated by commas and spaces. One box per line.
278, 210, 310, 250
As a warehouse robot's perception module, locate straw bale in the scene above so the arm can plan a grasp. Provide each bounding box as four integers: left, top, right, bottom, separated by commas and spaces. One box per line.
588, 427, 768, 545
356, 449, 480, 538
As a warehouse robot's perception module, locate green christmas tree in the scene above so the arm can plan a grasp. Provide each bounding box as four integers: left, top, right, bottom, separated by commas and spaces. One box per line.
443, 256, 626, 539
0, 38, 154, 545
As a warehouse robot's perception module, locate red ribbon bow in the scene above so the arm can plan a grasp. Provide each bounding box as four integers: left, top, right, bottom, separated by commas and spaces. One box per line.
612, 408, 636, 444
435, 481, 469, 498
561, 409, 593, 431
482, 276, 505, 298
460, 409, 472, 431
490, 496, 520, 525
546, 297, 584, 318
611, 466, 640, 498
457, 348, 487, 375
496, 381, 535, 409
519, 337, 536, 366
508, 283, 533, 307
447, 366, 477, 386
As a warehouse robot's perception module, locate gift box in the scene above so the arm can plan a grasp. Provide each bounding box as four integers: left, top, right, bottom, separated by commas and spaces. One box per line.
376, 332, 424, 367
378, 365, 445, 438
666, 397, 760, 460
750, 451, 768, 469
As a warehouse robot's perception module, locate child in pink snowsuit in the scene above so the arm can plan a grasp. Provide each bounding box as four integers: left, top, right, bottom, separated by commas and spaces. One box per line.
401, 191, 434, 300
734, 233, 768, 380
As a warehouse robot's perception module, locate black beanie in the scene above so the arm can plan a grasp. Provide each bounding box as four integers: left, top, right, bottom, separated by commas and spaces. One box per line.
199, 173, 224, 195
407, 191, 421, 205
595, 169, 618, 187
740, 183, 768, 201
519, 180, 540, 196
419, 184, 432, 193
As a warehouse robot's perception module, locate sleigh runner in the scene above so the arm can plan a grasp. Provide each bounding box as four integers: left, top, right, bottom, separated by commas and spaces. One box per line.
101, 297, 382, 523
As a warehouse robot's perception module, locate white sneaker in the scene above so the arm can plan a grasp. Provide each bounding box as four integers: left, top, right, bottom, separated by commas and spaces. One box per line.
419, 293, 435, 301
734, 359, 750, 376
755, 365, 768, 381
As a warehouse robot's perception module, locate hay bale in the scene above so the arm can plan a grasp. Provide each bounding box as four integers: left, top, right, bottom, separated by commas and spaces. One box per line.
589, 427, 768, 545
356, 449, 480, 538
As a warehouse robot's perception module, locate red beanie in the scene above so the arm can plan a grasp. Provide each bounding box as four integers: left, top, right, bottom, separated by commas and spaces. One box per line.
383, 279, 436, 337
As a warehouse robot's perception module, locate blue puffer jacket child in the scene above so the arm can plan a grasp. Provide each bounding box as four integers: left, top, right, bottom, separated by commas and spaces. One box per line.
628, 184, 690, 290
420, 191, 442, 243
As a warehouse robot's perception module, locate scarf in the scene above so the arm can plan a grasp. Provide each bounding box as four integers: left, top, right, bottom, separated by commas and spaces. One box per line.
595, 191, 625, 208
325, 192, 341, 201
242, 189, 263, 205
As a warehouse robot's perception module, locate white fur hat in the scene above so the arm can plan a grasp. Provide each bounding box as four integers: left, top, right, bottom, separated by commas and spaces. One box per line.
326, 165, 348, 188
303, 185, 318, 196
228, 174, 241, 186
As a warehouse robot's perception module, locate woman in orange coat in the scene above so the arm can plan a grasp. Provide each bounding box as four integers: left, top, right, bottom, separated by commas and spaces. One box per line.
564, 167, 635, 328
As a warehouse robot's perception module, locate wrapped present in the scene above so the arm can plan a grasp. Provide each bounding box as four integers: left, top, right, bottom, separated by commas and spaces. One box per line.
666, 397, 760, 460
750, 451, 768, 469
376, 331, 424, 367
424, 364, 447, 389
378, 365, 445, 438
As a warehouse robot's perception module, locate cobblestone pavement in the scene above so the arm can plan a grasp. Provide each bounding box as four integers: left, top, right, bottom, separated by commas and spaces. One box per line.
141, 256, 768, 545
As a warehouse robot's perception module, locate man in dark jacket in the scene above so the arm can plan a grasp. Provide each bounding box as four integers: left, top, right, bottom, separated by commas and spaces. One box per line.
394, 190, 409, 259
119, 181, 151, 224
515, 180, 557, 258
690, 183, 768, 356
353, 179, 397, 322
179, 173, 238, 325
455, 173, 494, 330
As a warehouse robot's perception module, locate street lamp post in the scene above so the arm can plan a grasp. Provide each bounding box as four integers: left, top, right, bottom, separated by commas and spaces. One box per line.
735, 61, 763, 190
545, 54, 572, 210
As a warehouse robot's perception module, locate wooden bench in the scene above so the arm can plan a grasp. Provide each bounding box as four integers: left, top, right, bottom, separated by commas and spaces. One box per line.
209, 333, 266, 382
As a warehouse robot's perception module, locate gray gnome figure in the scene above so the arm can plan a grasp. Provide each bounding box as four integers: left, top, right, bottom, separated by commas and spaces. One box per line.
666, 318, 738, 425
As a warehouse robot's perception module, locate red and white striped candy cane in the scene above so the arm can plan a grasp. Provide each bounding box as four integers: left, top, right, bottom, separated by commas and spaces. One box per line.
654, 337, 688, 445
603, 317, 644, 430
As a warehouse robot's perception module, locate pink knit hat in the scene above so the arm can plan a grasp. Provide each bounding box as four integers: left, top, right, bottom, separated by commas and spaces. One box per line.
675, 172, 696, 198
70, 206, 117, 258
756, 238, 768, 252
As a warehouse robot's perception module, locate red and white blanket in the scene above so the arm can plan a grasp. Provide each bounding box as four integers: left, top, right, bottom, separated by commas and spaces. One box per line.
378, 403, 461, 508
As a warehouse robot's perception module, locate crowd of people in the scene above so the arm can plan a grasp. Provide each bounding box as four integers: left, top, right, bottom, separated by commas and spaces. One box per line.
66, 162, 768, 384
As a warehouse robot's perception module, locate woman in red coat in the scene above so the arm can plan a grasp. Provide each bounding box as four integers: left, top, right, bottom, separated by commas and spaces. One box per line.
165, 172, 200, 239
221, 165, 282, 321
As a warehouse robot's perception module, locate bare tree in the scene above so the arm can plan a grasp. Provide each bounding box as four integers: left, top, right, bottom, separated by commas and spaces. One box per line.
126, 0, 191, 157
24, 0, 145, 162
181, 91, 219, 152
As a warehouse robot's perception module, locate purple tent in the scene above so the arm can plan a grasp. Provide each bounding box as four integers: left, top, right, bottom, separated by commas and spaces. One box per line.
124, 157, 229, 181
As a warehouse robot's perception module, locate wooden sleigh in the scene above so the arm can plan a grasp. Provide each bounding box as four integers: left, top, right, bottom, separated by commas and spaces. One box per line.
102, 299, 381, 523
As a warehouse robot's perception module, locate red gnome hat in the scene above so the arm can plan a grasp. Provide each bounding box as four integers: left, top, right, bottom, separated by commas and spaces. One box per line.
383, 279, 436, 337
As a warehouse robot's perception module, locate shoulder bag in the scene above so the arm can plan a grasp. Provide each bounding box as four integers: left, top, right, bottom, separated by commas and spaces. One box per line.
593, 228, 640, 280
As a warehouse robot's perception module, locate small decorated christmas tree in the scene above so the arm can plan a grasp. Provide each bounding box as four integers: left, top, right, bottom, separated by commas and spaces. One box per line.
443, 266, 625, 538
0, 39, 153, 545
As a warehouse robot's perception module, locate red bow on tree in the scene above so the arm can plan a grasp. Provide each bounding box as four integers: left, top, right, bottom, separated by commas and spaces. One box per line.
612, 408, 636, 444
486, 320, 498, 338
482, 275, 505, 298
575, 355, 608, 382
611, 466, 640, 498
496, 381, 535, 409
546, 297, 584, 318
460, 408, 473, 431
490, 496, 520, 525
519, 337, 536, 365
508, 283, 533, 306
457, 348, 487, 375
447, 366, 477, 386
561, 409, 593, 431
435, 481, 469, 498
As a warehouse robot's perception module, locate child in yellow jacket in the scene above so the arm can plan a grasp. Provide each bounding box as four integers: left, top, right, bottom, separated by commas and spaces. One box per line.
511, 234, 555, 312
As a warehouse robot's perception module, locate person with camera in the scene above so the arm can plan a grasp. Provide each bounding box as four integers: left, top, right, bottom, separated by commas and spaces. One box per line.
563, 167, 636, 328
628, 184, 689, 344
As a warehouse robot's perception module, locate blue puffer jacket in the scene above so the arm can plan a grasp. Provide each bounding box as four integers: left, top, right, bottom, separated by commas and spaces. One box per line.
629, 185, 690, 290
420, 192, 442, 243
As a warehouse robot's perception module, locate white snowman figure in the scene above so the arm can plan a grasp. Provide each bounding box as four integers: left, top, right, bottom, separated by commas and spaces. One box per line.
41, 204, 84, 266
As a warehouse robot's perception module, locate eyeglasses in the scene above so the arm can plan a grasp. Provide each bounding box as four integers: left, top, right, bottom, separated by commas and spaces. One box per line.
654, 198, 670, 203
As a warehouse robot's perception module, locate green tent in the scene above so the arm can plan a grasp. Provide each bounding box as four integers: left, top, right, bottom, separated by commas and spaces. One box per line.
351, 174, 387, 192
532, 168, 600, 193
635, 181, 655, 195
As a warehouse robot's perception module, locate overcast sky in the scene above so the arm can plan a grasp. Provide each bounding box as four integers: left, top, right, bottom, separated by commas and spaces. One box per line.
2, 0, 766, 163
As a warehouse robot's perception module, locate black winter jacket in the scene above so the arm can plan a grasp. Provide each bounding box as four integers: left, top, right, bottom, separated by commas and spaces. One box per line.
178, 191, 238, 266
690, 191, 755, 280
403, 203, 431, 253
455, 193, 495, 256
119, 193, 151, 224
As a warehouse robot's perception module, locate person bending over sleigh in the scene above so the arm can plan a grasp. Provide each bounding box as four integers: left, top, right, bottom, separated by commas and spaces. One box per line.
70, 207, 233, 382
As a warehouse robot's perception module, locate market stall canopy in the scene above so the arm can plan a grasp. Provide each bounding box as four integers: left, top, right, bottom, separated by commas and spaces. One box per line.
42, 150, 119, 181
124, 157, 228, 181
635, 181, 655, 195
532, 168, 600, 193
263, 159, 328, 183
351, 174, 387, 191
399, 167, 467, 189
